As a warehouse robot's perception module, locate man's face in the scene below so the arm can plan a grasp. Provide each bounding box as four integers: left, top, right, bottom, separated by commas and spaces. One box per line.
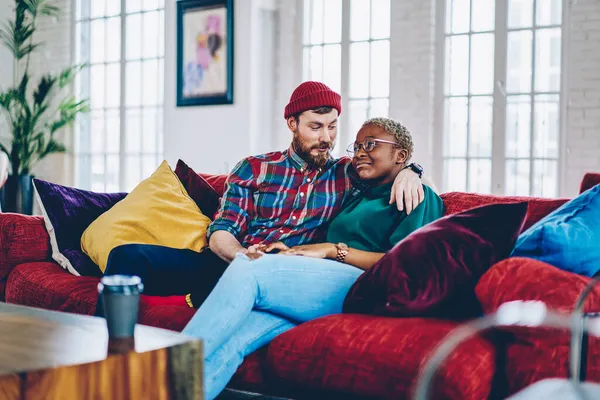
288, 109, 339, 169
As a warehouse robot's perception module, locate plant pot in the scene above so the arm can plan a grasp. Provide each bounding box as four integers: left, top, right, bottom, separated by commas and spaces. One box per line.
0, 174, 35, 215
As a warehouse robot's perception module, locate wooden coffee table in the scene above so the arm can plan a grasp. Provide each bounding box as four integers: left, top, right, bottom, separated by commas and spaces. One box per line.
0, 302, 203, 400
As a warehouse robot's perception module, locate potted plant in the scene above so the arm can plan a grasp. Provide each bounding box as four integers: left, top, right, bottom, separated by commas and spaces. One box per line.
0, 0, 88, 214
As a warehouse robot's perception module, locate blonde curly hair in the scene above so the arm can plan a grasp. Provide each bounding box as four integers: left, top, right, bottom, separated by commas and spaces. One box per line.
362, 117, 413, 162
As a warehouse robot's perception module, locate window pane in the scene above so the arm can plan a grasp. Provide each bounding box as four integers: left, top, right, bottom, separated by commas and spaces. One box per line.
469, 159, 492, 193
76, 113, 91, 153
142, 59, 159, 106
471, 0, 494, 32
105, 63, 120, 108
349, 42, 370, 98
302, 47, 310, 81
157, 111, 164, 154
105, 17, 121, 62
323, 0, 342, 43
75, 155, 91, 190
309, 46, 323, 82
348, 100, 369, 140
127, 0, 142, 14
470, 33, 494, 95
142, 108, 158, 153
106, 109, 120, 153
469, 96, 493, 157
126, 13, 142, 60
143, 11, 159, 59
106, 0, 121, 16
506, 95, 531, 158
369, 99, 389, 118
143, 0, 159, 11
142, 155, 158, 179
125, 156, 141, 191
91, 155, 106, 192
534, 94, 560, 158
532, 159, 557, 197
310, 0, 324, 44
158, 10, 165, 56
535, 28, 562, 92
350, 0, 370, 41
370, 40, 390, 98
76, 21, 90, 65
506, 30, 533, 93
126, 109, 141, 153
445, 35, 469, 96
536, 0, 562, 26
91, 111, 105, 153
90, 19, 105, 64
91, 0, 106, 18
90, 65, 105, 109
126, 61, 142, 106
444, 159, 467, 192
449, 0, 470, 34
158, 58, 164, 104
444, 97, 468, 157
106, 155, 120, 192
505, 160, 530, 196
508, 0, 533, 29
322, 44, 341, 93
371, 0, 390, 39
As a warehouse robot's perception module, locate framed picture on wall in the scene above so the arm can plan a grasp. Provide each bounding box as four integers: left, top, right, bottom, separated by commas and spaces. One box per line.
176, 0, 234, 106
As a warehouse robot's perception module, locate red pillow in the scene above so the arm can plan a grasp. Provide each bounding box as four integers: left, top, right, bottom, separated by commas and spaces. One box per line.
342, 202, 528, 320
174, 159, 221, 218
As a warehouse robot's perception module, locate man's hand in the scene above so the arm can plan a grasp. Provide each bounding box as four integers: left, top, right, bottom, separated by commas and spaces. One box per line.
280, 243, 337, 259
390, 167, 425, 214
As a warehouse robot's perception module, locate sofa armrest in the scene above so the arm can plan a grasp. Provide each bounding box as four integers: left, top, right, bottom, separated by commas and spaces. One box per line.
475, 257, 600, 314
0, 213, 50, 285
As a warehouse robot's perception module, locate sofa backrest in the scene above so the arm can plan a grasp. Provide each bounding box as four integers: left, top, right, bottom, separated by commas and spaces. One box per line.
580, 173, 600, 194
440, 192, 568, 232
199, 172, 572, 233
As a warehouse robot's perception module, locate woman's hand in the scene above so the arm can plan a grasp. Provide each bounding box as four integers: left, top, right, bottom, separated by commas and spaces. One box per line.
280, 243, 337, 259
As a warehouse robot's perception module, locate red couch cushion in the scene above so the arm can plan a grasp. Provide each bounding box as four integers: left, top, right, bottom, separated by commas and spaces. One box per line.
476, 258, 600, 394
440, 192, 567, 232
267, 314, 495, 400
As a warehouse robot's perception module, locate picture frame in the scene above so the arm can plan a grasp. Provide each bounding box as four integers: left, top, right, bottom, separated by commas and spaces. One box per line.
176, 0, 234, 106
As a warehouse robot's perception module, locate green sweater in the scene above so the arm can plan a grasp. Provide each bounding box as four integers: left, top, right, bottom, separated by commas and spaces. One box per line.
326, 184, 444, 253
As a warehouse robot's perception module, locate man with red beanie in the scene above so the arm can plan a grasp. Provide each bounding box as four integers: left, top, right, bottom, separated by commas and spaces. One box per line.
208, 81, 425, 264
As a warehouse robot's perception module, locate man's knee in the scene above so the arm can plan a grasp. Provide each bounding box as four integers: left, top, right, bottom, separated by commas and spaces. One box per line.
105, 244, 148, 276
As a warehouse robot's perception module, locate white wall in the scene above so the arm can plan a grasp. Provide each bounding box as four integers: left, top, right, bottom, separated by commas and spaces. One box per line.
163, 0, 279, 175
0, 0, 15, 137
563, 0, 600, 196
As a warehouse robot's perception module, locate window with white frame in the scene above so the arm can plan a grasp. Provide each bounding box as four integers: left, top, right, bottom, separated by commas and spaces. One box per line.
75, 0, 164, 192
302, 0, 391, 156
441, 0, 562, 197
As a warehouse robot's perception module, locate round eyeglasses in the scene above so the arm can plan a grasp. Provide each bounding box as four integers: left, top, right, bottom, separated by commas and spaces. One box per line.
346, 138, 398, 156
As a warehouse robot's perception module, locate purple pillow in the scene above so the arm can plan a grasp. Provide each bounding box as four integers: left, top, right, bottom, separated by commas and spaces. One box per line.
33, 179, 126, 277
343, 202, 528, 319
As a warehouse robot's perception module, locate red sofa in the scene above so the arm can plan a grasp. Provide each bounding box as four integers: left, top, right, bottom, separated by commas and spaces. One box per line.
1, 172, 599, 399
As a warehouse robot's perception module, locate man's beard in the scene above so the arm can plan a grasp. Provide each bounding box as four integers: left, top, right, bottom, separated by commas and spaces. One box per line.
292, 133, 333, 169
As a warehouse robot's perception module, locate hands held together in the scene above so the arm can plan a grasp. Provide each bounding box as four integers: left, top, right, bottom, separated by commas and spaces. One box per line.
244, 242, 337, 260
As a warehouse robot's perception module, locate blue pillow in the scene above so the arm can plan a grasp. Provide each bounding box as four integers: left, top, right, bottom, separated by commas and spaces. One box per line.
512, 184, 600, 276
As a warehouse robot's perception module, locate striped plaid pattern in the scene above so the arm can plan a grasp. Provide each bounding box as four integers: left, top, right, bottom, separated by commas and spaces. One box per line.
208, 146, 353, 247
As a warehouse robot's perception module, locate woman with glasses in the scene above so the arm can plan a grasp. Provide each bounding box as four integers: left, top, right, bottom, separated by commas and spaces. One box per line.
182, 117, 443, 400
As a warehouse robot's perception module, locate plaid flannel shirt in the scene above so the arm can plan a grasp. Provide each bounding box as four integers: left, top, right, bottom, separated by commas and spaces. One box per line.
208, 146, 354, 247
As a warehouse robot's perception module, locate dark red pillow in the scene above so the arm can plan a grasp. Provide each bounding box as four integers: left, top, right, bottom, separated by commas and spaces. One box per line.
174, 159, 221, 218
342, 202, 528, 320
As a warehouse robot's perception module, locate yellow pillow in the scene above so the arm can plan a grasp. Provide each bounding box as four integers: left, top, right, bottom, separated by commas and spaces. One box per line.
81, 160, 211, 273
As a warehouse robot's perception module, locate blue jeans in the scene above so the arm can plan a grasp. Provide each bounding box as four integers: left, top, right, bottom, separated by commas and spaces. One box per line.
181, 253, 364, 400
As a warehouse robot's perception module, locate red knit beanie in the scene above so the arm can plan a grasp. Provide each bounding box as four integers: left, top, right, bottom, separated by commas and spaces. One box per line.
284, 81, 342, 119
